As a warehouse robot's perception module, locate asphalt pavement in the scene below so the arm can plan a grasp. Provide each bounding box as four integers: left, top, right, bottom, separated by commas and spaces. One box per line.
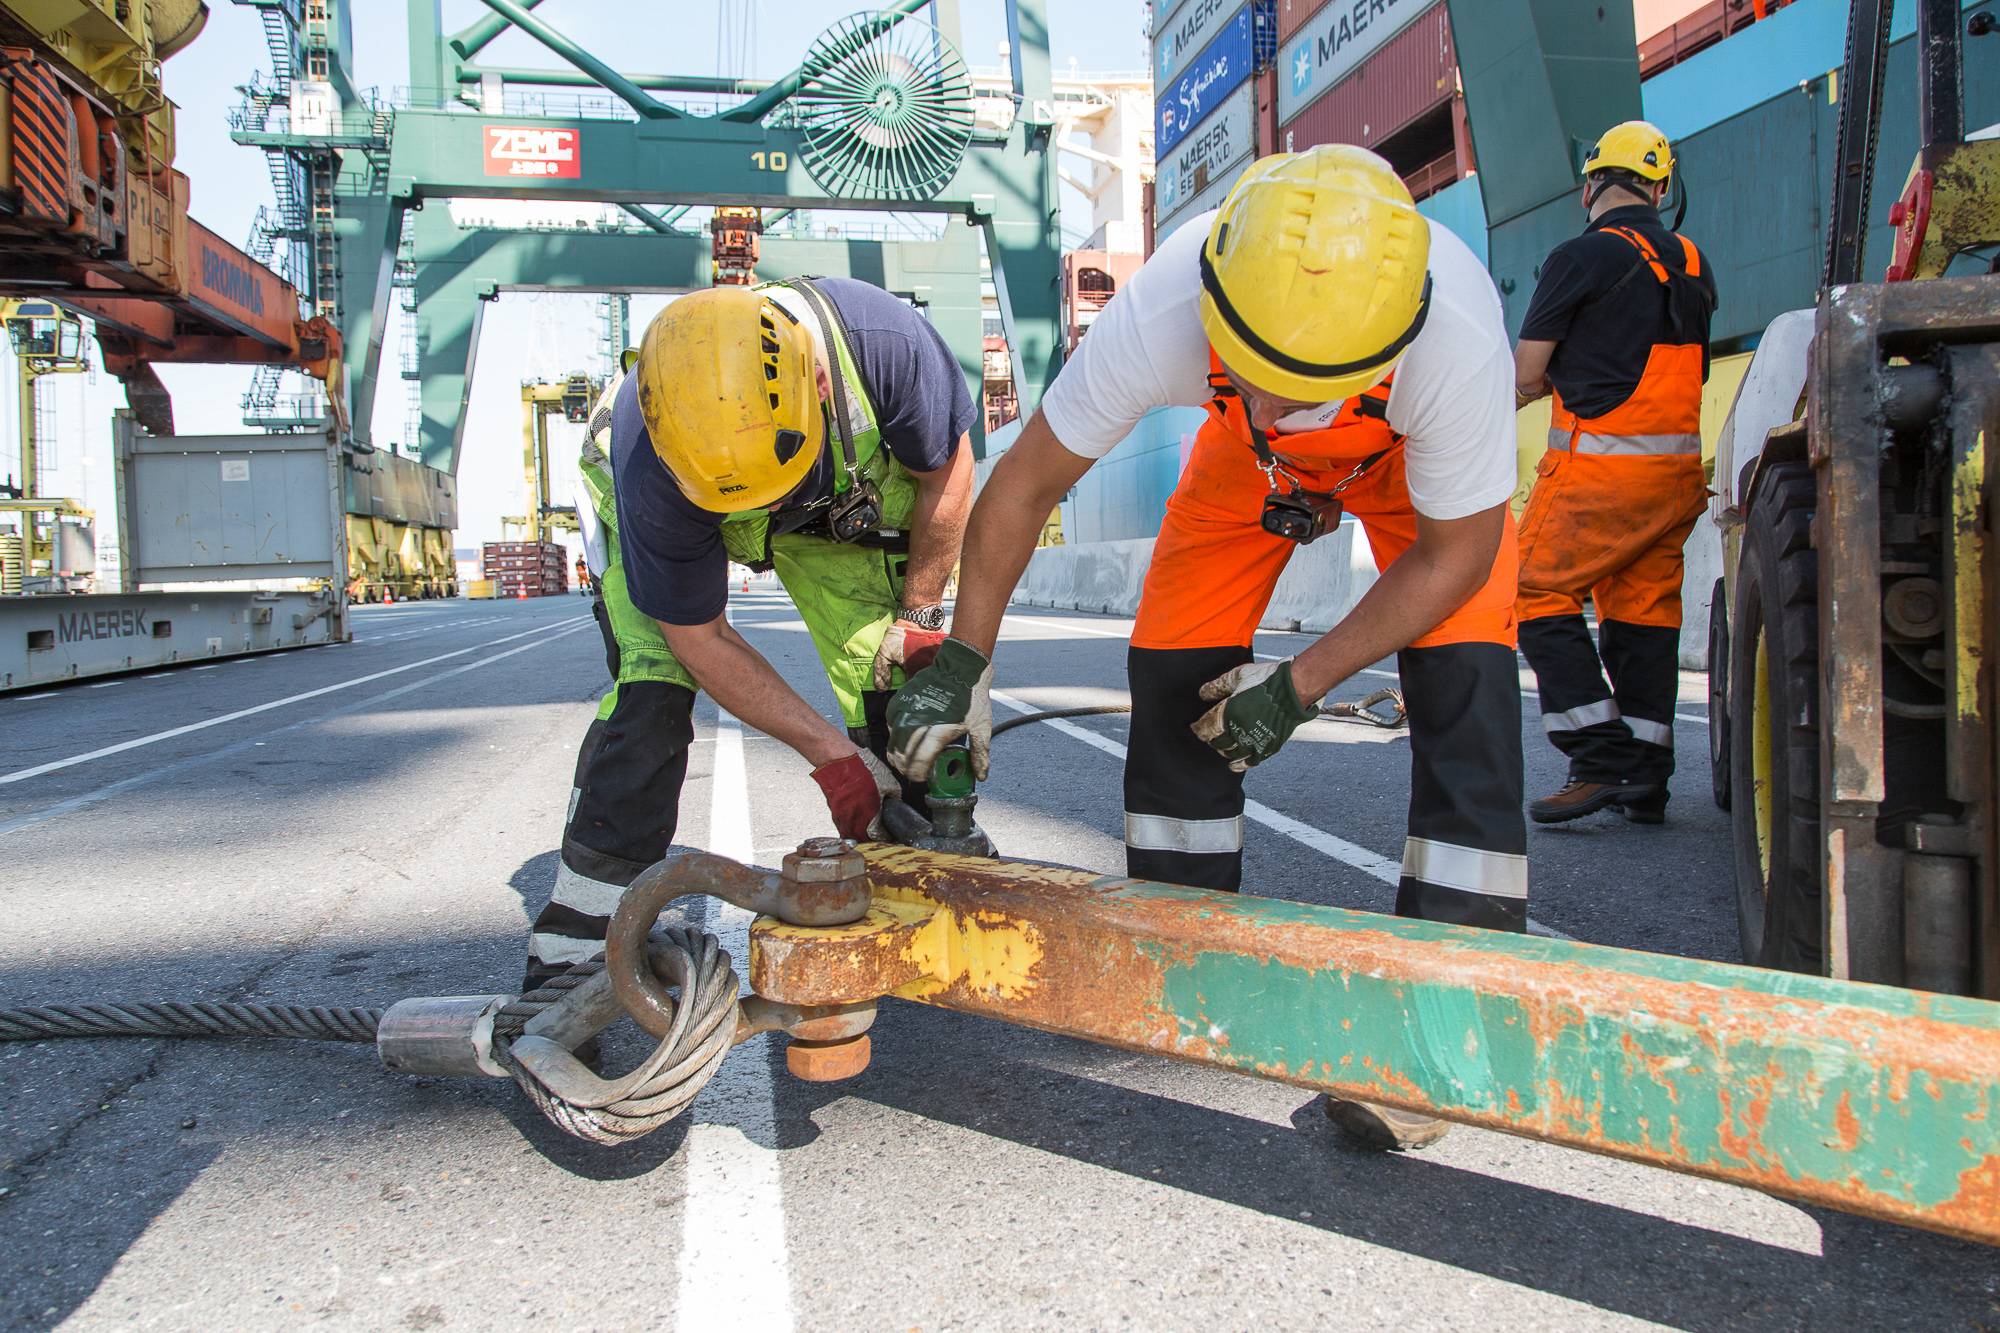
1, 586, 1994, 1330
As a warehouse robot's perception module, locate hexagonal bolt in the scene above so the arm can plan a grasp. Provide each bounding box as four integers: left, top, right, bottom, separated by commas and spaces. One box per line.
785, 1033, 872, 1082
782, 838, 866, 884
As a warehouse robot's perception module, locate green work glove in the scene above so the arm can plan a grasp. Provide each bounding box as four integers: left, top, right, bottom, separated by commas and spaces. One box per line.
1191, 659, 1320, 773
887, 637, 993, 782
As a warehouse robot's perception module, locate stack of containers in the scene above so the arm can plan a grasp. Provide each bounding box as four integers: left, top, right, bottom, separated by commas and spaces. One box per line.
1272, 0, 1461, 190
481, 540, 570, 597
1150, 0, 1277, 246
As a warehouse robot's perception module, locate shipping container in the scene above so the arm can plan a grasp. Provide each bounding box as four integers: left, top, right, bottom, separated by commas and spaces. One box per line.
1154, 0, 1241, 88
1254, 64, 1278, 156
1156, 3, 1259, 156
1275, 0, 1319, 43
1277, 0, 1439, 121
1277, 1, 1462, 197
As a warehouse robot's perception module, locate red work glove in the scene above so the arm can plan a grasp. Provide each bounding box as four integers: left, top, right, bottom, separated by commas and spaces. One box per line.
871, 621, 949, 689
809, 749, 901, 841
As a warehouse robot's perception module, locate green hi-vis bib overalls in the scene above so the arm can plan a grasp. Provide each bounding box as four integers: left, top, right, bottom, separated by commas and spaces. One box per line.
526, 280, 922, 983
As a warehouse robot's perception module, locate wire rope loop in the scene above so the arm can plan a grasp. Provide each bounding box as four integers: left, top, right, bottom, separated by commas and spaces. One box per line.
493, 926, 742, 1146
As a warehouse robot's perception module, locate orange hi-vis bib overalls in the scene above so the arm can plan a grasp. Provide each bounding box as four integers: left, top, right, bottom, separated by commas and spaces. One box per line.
1517, 226, 1711, 792
1124, 354, 1528, 932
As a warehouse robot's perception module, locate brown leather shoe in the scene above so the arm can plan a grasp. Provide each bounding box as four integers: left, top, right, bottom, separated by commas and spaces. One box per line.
1321, 1097, 1451, 1151
1529, 778, 1663, 825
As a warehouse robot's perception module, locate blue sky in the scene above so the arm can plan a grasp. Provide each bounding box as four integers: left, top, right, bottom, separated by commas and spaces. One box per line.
124, 0, 1148, 546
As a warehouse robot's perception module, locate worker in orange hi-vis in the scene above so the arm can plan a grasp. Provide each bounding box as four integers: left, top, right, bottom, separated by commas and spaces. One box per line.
1513, 121, 1718, 827
890, 146, 1526, 1153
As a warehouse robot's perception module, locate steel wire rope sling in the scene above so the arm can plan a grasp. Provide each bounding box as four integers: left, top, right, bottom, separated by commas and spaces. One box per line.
987, 687, 1408, 737
0, 845, 877, 1146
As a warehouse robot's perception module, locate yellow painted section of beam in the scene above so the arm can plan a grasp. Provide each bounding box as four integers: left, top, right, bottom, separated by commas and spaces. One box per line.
894, 907, 1045, 1002
1954, 429, 1986, 730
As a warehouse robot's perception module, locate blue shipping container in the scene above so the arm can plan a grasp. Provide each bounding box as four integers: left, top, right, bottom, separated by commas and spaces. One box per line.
1157, 4, 1256, 155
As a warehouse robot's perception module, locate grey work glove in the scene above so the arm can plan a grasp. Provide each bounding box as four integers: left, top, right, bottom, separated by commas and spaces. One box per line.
886, 638, 993, 781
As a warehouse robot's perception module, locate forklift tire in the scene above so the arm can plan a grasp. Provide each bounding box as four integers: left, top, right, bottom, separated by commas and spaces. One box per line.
1708, 577, 1730, 811
1729, 461, 1822, 974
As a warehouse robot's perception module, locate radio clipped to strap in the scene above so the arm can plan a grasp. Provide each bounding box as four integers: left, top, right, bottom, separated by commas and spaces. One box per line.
1246, 426, 1388, 546
782, 278, 884, 544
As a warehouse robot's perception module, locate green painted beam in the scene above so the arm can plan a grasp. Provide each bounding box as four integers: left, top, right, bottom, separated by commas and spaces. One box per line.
457, 64, 772, 95
617, 203, 679, 235
753, 844, 2000, 1246
1006, 0, 1056, 128
333, 194, 407, 451
1443, 0, 1640, 229
470, 0, 681, 120
405, 212, 990, 471
447, 0, 547, 61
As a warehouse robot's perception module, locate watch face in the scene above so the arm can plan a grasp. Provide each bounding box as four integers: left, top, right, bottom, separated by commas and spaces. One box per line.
905, 605, 946, 631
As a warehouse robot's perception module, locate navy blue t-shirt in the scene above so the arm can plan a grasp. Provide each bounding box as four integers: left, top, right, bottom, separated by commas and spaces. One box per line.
612, 278, 976, 626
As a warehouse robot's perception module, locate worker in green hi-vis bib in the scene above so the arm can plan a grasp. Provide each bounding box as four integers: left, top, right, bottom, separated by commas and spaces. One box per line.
524, 281, 976, 988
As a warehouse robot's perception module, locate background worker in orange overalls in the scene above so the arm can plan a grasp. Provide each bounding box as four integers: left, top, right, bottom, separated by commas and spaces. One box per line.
1513, 121, 1717, 826
888, 147, 1525, 1151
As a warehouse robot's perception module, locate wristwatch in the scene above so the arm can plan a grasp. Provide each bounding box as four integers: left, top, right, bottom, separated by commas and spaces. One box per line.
900, 603, 947, 632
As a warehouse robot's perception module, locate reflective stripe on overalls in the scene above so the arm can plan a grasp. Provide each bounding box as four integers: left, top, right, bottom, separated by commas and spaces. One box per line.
1517, 226, 1712, 786
1123, 351, 1527, 933
528, 293, 920, 981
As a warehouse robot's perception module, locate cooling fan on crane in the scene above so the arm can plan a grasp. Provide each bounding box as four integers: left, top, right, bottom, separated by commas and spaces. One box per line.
793, 11, 976, 201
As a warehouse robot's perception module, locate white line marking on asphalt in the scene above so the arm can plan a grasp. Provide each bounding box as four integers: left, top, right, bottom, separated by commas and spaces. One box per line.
0, 615, 591, 786
988, 688, 1574, 941
677, 705, 794, 1333
192, 664, 220, 670
88, 681, 122, 688
9, 692, 58, 701
0, 619, 595, 838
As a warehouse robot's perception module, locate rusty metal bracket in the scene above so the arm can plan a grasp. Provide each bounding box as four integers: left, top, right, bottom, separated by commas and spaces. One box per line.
737, 842, 2000, 1247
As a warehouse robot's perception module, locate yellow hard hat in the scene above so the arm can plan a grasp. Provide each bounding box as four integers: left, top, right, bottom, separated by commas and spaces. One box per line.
1198, 146, 1432, 404
1583, 120, 1674, 183
634, 287, 823, 513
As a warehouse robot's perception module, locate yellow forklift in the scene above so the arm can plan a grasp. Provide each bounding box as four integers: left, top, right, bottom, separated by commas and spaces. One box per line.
1711, 0, 2000, 996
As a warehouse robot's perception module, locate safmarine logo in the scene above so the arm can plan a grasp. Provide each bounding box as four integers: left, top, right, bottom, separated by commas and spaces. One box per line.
1155, 4, 1252, 156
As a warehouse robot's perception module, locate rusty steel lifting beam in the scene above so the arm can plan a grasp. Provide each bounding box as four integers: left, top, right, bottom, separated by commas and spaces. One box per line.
743, 844, 2000, 1246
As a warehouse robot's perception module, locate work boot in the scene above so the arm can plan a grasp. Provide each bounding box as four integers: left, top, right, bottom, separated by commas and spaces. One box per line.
1529, 778, 1662, 825
1321, 1097, 1451, 1151
1617, 788, 1670, 825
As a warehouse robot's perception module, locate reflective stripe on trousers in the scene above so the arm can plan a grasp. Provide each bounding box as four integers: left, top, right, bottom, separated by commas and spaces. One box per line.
1402, 836, 1528, 900
1539, 697, 1672, 746
1546, 428, 1702, 457
1125, 812, 1244, 854
1543, 697, 1620, 733
548, 855, 627, 917
1624, 716, 1673, 747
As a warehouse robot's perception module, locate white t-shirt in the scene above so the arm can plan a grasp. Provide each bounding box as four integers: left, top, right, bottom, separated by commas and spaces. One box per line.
1040, 211, 1518, 521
